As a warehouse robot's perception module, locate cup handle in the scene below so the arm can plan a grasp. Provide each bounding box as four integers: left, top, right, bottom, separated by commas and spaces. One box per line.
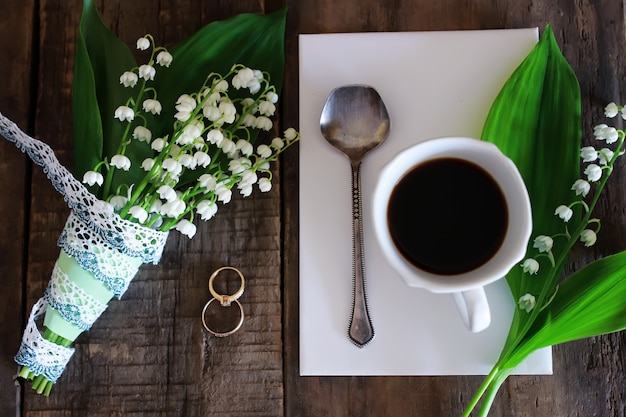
451, 288, 491, 333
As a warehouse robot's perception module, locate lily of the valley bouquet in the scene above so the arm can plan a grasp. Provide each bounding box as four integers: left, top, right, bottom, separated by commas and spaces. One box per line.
0, 1, 297, 395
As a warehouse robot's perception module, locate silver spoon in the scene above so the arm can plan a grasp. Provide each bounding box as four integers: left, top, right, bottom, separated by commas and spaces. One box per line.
320, 85, 391, 347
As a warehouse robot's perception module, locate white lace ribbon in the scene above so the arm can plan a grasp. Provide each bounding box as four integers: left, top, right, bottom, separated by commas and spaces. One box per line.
0, 112, 169, 264
14, 299, 75, 383
44, 261, 108, 331
0, 112, 171, 382
58, 211, 143, 299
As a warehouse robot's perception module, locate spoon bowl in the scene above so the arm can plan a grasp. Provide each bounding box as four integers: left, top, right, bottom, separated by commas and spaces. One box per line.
320, 85, 390, 347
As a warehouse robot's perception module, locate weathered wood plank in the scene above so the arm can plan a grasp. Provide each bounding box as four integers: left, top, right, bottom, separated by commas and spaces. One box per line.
0, 1, 36, 416
283, 0, 626, 416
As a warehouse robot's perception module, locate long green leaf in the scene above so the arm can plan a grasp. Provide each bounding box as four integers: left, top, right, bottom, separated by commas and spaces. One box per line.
73, 3, 287, 197
516, 250, 626, 351
73, 0, 138, 197
480, 26, 581, 349
143, 9, 287, 186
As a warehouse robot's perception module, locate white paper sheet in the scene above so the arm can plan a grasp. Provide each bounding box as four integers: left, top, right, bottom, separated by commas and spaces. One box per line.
299, 29, 552, 376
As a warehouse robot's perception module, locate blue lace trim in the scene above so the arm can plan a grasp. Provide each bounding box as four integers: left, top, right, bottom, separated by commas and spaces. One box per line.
57, 230, 136, 299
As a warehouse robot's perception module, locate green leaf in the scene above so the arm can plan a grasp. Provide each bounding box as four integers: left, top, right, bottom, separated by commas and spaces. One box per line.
518, 250, 626, 351
73, 3, 287, 197
72, 0, 138, 197
151, 8, 287, 137
480, 25, 581, 348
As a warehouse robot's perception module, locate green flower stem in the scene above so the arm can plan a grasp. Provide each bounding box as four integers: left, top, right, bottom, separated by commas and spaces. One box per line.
461, 366, 500, 417
464, 137, 625, 416
102, 79, 148, 198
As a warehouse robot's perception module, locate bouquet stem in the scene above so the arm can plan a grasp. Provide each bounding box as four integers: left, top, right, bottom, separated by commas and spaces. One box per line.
16, 245, 137, 395
18, 328, 72, 395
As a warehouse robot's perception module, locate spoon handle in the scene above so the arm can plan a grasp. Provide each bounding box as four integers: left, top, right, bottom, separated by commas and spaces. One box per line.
348, 160, 374, 347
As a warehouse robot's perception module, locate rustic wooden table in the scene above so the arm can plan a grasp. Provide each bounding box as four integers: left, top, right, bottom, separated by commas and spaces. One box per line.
1, 0, 625, 416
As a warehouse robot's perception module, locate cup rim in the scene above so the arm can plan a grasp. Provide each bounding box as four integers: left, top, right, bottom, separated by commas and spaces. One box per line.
372, 136, 532, 293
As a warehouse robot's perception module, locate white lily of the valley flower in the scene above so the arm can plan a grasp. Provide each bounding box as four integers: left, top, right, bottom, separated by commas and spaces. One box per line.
82, 170, 104, 187
518, 293, 536, 313
129, 206, 148, 223
284, 127, 298, 141
255, 116, 272, 131
242, 114, 256, 127
177, 120, 204, 145
138, 64, 156, 81
258, 160, 270, 171
198, 173, 217, 191
157, 185, 177, 202
149, 199, 163, 214
119, 71, 138, 88
580, 146, 598, 162
169, 144, 181, 158
109, 195, 128, 210
175, 219, 197, 238
114, 106, 134, 122
247, 78, 261, 94
594, 125, 619, 144
203, 105, 221, 121
266, 91, 279, 104
240, 169, 258, 186
196, 200, 218, 220
554, 205, 573, 222
533, 235, 553, 253
584, 164, 602, 182
110, 154, 131, 171
604, 102, 619, 118
571, 179, 591, 197
215, 183, 232, 203
162, 158, 182, 176
580, 229, 597, 247
161, 198, 186, 218
142, 98, 162, 115
150, 137, 166, 152
213, 79, 228, 92
232, 67, 255, 89
271, 137, 284, 150
132, 126, 152, 143
206, 129, 224, 146
219, 138, 236, 154
156, 50, 173, 67
178, 154, 196, 169
238, 183, 253, 197
258, 177, 272, 192
521, 258, 539, 275
218, 100, 237, 124
258, 100, 276, 116
194, 151, 211, 168
136, 36, 151, 50
236, 139, 253, 156
257, 144, 272, 158
228, 158, 249, 174
174, 94, 196, 121
598, 148, 614, 165
141, 158, 155, 172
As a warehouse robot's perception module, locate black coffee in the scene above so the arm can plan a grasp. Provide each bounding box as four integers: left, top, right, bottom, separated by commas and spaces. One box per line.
387, 157, 508, 275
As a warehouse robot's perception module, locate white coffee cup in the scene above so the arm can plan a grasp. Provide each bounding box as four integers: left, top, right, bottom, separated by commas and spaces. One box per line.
372, 136, 532, 332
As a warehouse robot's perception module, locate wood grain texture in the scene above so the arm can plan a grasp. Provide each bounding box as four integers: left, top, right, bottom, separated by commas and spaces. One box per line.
2, 0, 626, 416
0, 1, 35, 416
